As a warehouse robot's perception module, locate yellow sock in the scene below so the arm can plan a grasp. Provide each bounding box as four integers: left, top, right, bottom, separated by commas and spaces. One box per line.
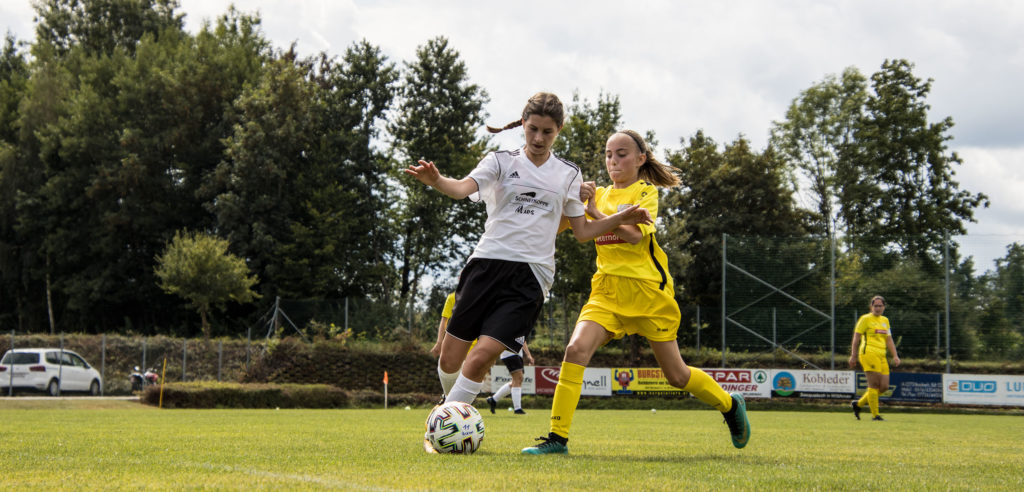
857, 392, 869, 407
549, 361, 584, 439
867, 388, 880, 417
682, 367, 733, 413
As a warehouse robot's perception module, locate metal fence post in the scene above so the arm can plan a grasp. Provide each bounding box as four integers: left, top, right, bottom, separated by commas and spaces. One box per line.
721, 233, 727, 368
217, 340, 223, 382
695, 306, 701, 351
945, 233, 951, 373
101, 334, 106, 396
58, 334, 64, 396
182, 338, 187, 382
830, 234, 836, 370
7, 330, 13, 396
142, 338, 147, 373
246, 327, 251, 371
772, 307, 777, 366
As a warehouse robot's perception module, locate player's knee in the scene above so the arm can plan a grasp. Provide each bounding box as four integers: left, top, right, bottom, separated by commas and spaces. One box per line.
438, 356, 461, 375
664, 367, 691, 389
562, 343, 593, 366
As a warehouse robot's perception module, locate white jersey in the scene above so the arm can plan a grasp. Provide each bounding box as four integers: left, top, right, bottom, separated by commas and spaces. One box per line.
467, 148, 586, 295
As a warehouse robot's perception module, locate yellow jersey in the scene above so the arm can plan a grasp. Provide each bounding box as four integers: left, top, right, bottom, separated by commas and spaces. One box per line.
590, 181, 672, 288
442, 293, 456, 319
855, 314, 891, 357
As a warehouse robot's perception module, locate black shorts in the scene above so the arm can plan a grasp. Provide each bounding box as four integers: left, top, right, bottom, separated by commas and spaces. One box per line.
447, 258, 543, 353
502, 353, 525, 373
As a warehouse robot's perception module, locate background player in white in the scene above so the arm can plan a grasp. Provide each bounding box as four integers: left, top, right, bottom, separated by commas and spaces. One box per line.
487, 343, 534, 414
404, 92, 651, 409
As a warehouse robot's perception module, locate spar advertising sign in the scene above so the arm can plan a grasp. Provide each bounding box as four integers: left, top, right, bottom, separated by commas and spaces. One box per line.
702, 368, 772, 399
855, 372, 943, 403
771, 369, 856, 399
943, 374, 1024, 406
532, 366, 612, 396
489, 365, 536, 394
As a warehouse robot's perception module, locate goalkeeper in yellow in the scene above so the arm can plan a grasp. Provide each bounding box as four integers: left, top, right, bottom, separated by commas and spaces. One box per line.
522, 130, 750, 455
848, 295, 901, 421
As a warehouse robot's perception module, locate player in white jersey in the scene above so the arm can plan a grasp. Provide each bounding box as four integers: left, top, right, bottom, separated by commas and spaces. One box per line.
487, 344, 534, 414
404, 92, 651, 407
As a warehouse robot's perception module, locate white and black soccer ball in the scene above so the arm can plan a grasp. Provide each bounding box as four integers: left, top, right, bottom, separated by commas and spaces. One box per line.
424, 401, 485, 454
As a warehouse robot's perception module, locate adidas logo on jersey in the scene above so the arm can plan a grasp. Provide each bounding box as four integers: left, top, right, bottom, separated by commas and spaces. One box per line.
509, 171, 520, 179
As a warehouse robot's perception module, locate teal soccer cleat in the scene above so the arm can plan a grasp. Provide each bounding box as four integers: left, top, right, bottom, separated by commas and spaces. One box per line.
723, 393, 750, 449
521, 433, 568, 455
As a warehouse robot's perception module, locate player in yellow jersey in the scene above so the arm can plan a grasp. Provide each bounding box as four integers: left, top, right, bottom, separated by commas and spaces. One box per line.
848, 295, 901, 421
430, 293, 457, 358
522, 130, 750, 455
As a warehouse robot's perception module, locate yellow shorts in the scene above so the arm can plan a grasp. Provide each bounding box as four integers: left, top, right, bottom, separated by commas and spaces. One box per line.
577, 273, 680, 343
859, 352, 889, 375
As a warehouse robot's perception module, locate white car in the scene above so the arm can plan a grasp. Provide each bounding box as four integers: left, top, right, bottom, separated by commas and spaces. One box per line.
0, 348, 103, 396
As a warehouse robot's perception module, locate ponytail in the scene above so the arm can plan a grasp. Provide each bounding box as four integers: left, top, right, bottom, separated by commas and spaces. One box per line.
487, 92, 564, 134
487, 120, 522, 134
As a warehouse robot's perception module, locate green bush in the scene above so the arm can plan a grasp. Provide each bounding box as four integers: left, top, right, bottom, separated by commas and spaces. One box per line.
142, 381, 349, 409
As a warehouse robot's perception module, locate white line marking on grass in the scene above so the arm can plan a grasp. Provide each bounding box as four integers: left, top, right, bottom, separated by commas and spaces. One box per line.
186, 462, 400, 491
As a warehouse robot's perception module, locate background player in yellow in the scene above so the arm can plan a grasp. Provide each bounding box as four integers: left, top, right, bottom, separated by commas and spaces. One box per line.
848, 295, 901, 421
429, 293, 457, 358
522, 130, 750, 455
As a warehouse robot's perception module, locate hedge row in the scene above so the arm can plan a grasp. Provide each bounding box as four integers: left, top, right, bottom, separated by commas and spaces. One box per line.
140, 382, 440, 409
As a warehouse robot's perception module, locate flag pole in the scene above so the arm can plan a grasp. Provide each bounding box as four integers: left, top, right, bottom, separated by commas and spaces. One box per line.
383, 371, 389, 409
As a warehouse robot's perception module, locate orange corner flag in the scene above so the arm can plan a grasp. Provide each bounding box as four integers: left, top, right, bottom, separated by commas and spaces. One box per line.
383, 371, 389, 385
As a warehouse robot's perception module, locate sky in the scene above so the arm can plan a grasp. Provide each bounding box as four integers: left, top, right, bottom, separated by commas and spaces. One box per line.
3, 0, 1023, 271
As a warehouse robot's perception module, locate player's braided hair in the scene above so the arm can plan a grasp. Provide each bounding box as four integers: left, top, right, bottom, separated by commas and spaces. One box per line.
617, 129, 681, 188
487, 92, 565, 133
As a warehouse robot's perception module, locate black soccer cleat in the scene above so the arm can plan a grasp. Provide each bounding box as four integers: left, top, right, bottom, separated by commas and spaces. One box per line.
514, 409, 526, 415
486, 396, 497, 414
872, 415, 885, 421
851, 400, 861, 420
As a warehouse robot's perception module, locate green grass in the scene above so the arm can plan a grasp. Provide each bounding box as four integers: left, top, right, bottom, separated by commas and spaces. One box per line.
1, 399, 1022, 490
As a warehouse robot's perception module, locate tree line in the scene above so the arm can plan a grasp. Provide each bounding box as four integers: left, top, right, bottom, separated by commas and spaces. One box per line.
1, 1, 1020, 359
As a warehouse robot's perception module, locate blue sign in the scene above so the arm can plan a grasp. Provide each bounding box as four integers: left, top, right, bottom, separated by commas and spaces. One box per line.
855, 372, 943, 403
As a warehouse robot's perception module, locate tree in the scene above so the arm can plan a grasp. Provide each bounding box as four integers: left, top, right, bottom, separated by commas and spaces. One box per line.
207, 52, 317, 301
838, 59, 988, 271
154, 230, 259, 338
275, 41, 398, 300
974, 243, 1024, 357
669, 132, 810, 308
389, 36, 489, 307
33, 0, 183, 57
0, 33, 30, 330
769, 67, 868, 238
550, 92, 622, 300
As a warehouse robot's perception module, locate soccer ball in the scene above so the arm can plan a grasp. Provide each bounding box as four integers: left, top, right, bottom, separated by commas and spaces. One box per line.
424, 401, 485, 454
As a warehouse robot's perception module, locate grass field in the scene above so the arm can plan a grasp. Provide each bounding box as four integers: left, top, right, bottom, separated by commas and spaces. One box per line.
1, 398, 1022, 491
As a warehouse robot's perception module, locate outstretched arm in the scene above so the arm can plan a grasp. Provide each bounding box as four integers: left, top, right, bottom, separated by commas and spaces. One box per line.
404, 160, 478, 199
583, 199, 645, 244
565, 205, 652, 243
